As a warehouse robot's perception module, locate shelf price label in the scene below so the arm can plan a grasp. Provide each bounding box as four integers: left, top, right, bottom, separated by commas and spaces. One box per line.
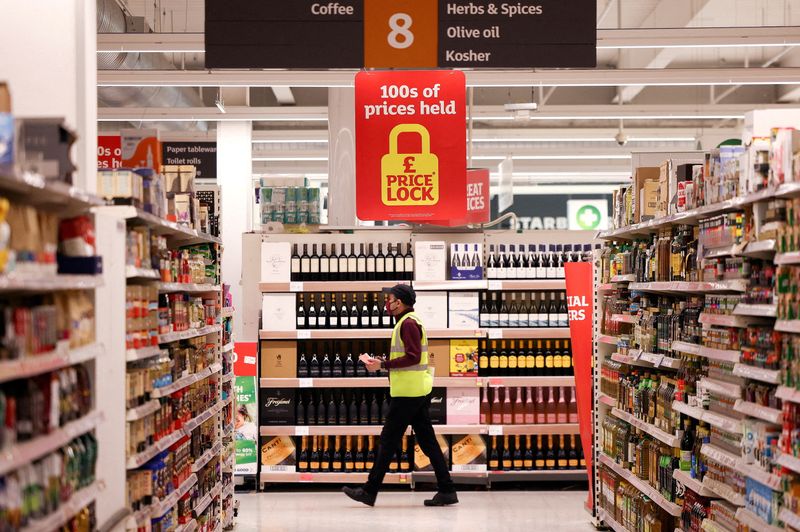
488, 425, 503, 436
298, 378, 313, 388
295, 426, 310, 436
289, 282, 304, 292
297, 330, 312, 340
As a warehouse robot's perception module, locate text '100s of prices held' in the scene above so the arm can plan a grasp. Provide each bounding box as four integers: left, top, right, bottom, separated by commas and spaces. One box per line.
363, 84, 458, 120
446, 2, 544, 17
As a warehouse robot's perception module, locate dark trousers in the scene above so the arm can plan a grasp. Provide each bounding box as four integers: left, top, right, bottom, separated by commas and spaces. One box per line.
364, 394, 455, 495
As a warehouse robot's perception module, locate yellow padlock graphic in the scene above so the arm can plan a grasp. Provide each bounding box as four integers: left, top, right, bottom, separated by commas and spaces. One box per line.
381, 124, 439, 206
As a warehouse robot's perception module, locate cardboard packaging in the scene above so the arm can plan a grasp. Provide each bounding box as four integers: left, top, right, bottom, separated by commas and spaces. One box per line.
633, 167, 660, 223
446, 388, 479, 425
428, 387, 447, 425
449, 339, 478, 377
415, 291, 448, 329
449, 243, 483, 280
448, 292, 479, 329
260, 388, 296, 425
451, 434, 487, 472
260, 340, 297, 378
641, 180, 660, 221
261, 293, 297, 331
657, 161, 671, 217
261, 242, 291, 283
0, 83, 11, 170
16, 118, 77, 182
171, 193, 193, 225
414, 435, 450, 471
414, 241, 447, 281
428, 339, 450, 378
260, 436, 296, 472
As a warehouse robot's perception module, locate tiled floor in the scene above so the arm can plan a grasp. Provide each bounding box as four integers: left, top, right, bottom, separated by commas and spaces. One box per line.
234, 489, 595, 531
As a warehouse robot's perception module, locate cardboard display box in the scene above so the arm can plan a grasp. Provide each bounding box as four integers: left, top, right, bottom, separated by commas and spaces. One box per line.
260, 387, 296, 425
415, 291, 448, 329
449, 339, 478, 377
260, 340, 297, 378
451, 434, 487, 472
428, 387, 447, 425
260, 436, 296, 472
261, 242, 291, 283
633, 167, 659, 223
428, 339, 450, 378
446, 388, 479, 425
414, 241, 447, 281
414, 435, 450, 471
448, 292, 479, 329
261, 293, 297, 331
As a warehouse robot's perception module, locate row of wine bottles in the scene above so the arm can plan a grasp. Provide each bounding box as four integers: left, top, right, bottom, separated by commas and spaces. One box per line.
294, 388, 391, 426
479, 291, 569, 328
479, 339, 573, 377
481, 386, 578, 425
296, 435, 409, 473
486, 243, 593, 280
291, 243, 414, 282
297, 292, 393, 330
488, 434, 585, 471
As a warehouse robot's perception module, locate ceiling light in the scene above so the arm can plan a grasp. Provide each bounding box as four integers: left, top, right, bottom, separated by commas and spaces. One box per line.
252, 139, 329, 144
473, 154, 632, 161
252, 156, 328, 162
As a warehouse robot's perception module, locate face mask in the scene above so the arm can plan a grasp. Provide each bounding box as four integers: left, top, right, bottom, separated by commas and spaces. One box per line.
385, 299, 396, 315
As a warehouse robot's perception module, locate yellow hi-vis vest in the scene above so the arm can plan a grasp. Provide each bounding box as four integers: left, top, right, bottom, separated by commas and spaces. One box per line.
388, 312, 433, 398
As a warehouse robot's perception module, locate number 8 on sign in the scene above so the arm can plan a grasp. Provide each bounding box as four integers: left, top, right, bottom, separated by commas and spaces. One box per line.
388, 13, 414, 49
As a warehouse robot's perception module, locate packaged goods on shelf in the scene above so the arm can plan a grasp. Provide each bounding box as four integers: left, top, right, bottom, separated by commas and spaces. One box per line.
278, 388, 393, 427
480, 385, 577, 425
259, 180, 321, 226
16, 118, 77, 183
0, 83, 11, 171
449, 339, 478, 377
478, 339, 573, 377
449, 243, 482, 280
289, 241, 414, 282
261, 436, 296, 471
598, 463, 676, 531
487, 433, 584, 472
486, 243, 591, 280
451, 434, 487, 472
479, 290, 568, 329
295, 291, 393, 330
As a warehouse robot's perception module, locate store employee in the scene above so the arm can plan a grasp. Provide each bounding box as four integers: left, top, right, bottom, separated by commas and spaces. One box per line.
343, 284, 458, 507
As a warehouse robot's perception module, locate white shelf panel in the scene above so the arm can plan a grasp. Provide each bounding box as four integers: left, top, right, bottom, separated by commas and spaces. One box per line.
733, 400, 782, 424
740, 462, 782, 491
698, 313, 757, 328
702, 477, 745, 507
0, 342, 103, 384
672, 469, 717, 497
20, 480, 104, 532
151, 473, 198, 518
159, 324, 221, 344
0, 273, 103, 292
701, 444, 740, 468
599, 454, 682, 516
0, 171, 103, 212
775, 251, 800, 265
597, 335, 620, 346
260, 280, 409, 293
777, 452, 800, 475
126, 345, 165, 362
598, 283, 615, 291
742, 240, 776, 258
126, 266, 160, 280
126, 429, 184, 470
733, 303, 776, 318
699, 378, 742, 400
417, 280, 488, 290
598, 392, 617, 407
629, 280, 747, 294
673, 401, 742, 432
672, 341, 701, 355
611, 408, 680, 447
597, 509, 627, 532
732, 363, 780, 385
735, 508, 783, 532
193, 482, 222, 517
96, 205, 221, 244
184, 399, 227, 433
222, 342, 235, 353
610, 314, 638, 324
698, 347, 741, 364
127, 399, 161, 422
776, 320, 800, 333
780, 508, 800, 532
777, 386, 800, 404
157, 282, 221, 293
610, 274, 636, 283
611, 352, 681, 370
0, 410, 102, 476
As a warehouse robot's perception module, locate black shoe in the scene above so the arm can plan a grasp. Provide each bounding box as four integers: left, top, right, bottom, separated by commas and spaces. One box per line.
342, 486, 376, 507
424, 492, 459, 506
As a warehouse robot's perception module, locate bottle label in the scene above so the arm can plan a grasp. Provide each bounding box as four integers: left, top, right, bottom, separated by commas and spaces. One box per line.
537, 267, 546, 278
341, 316, 350, 327
489, 460, 499, 469
308, 317, 317, 327
330, 317, 338, 327
538, 313, 547, 327
376, 260, 385, 273
301, 258, 310, 272
489, 313, 499, 327
329, 260, 338, 273
535, 459, 545, 468
558, 459, 567, 468
291, 258, 300, 272
371, 316, 379, 326
568, 459, 578, 467
405, 257, 414, 274
297, 317, 305, 327
546, 459, 555, 467
514, 460, 523, 468
548, 316, 557, 328
348, 258, 358, 272
546, 267, 556, 279
367, 257, 376, 272
559, 314, 568, 327
340, 259, 349, 273
382, 316, 390, 327
319, 316, 327, 327
320, 260, 329, 273
310, 261, 320, 273
524, 459, 533, 468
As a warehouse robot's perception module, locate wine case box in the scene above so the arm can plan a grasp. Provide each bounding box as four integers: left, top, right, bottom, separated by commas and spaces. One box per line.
260, 388, 296, 425
415, 291, 448, 329
429, 387, 447, 425
446, 388, 479, 425
450, 434, 487, 472
261, 242, 291, 283
633, 167, 659, 223
261, 293, 297, 331
260, 436, 296, 472
414, 435, 450, 471
449, 243, 483, 280
448, 292, 479, 329
449, 339, 478, 377
428, 339, 450, 378
260, 340, 297, 378
414, 241, 447, 281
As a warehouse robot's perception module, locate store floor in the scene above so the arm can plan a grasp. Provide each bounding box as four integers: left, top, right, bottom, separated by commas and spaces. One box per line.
234, 489, 594, 531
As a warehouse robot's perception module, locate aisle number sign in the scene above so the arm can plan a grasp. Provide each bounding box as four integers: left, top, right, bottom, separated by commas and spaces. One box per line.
355, 70, 466, 223
205, 0, 595, 69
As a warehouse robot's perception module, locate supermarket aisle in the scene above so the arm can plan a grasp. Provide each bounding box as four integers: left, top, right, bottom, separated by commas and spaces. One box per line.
235, 490, 593, 531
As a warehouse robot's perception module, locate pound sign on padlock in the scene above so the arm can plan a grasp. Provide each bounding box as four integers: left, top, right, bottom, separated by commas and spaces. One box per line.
381, 124, 439, 206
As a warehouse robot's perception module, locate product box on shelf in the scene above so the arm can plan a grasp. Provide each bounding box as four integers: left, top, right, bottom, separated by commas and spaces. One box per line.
633, 167, 659, 223
260, 340, 297, 378
0, 82, 11, 169
415, 291, 448, 329
260, 388, 296, 425
446, 388, 479, 425
745, 477, 780, 526
261, 293, 297, 331
657, 160, 671, 217
261, 242, 291, 283
428, 339, 451, 378
16, 118, 77, 182
97, 169, 144, 206
448, 292, 479, 329
162, 165, 196, 194
450, 243, 483, 280
641, 180, 660, 220
415, 241, 447, 281
449, 339, 478, 377
414, 435, 450, 471
429, 388, 447, 425
451, 434, 487, 472
260, 436, 296, 472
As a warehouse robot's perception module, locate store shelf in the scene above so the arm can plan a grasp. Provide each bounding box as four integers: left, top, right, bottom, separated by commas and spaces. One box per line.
221, 307, 234, 318
777, 452, 800, 475
96, 205, 220, 244
417, 280, 488, 291
151, 474, 198, 518
775, 251, 800, 265
151, 366, 214, 399
599, 454, 682, 516
262, 377, 382, 388
598, 392, 617, 407
431, 329, 490, 339
628, 280, 747, 294
610, 314, 638, 324
487, 470, 586, 482
127, 399, 161, 422
597, 335, 620, 346
480, 376, 575, 387
739, 462, 781, 491
704, 243, 747, 259
702, 477, 745, 507
157, 282, 221, 293
260, 423, 578, 437
698, 313, 761, 328
193, 483, 223, 517
0, 172, 103, 214
777, 386, 800, 404
184, 399, 228, 433
486, 328, 571, 339
775, 320, 800, 333
612, 350, 681, 370
733, 303, 776, 318
597, 509, 627, 532
735, 508, 783, 532
126, 428, 185, 470
221, 371, 235, 384
0, 341, 103, 384
260, 328, 570, 341
485, 279, 567, 290
0, 273, 103, 292
261, 425, 390, 437
0, 410, 102, 476
779, 508, 800, 531
671, 341, 701, 355
126, 345, 164, 362
126, 266, 160, 280
176, 519, 197, 532
698, 347, 741, 364
159, 324, 221, 344
701, 519, 736, 532
260, 471, 412, 484
611, 408, 680, 447
742, 240, 776, 258
598, 283, 615, 291
260, 280, 409, 293
610, 274, 636, 283
261, 329, 393, 340
222, 342, 235, 353
672, 469, 717, 497
732, 363, 780, 385
674, 400, 742, 432
733, 400, 782, 424
20, 480, 104, 532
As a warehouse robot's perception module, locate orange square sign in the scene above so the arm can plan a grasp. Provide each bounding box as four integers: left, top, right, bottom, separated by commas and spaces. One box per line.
364, 0, 437, 68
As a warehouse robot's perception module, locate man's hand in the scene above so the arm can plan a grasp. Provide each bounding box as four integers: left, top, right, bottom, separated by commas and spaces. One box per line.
360, 353, 382, 372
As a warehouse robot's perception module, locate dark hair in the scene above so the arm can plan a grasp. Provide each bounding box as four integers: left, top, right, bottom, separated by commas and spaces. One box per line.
238, 404, 251, 421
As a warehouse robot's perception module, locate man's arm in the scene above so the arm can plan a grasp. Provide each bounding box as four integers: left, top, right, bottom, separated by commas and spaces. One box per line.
382, 320, 422, 369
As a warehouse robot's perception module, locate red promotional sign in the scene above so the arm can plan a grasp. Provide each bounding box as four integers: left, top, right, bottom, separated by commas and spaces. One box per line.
97, 135, 122, 169
564, 261, 595, 509
355, 70, 466, 224
433, 168, 489, 226
233, 342, 258, 377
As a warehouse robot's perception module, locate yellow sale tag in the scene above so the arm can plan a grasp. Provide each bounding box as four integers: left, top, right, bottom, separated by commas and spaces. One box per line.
381, 124, 439, 206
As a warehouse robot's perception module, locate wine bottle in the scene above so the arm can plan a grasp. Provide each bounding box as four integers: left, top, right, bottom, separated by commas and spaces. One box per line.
557, 435, 568, 470
340, 295, 350, 329
309, 436, 320, 472
332, 436, 343, 471
344, 353, 355, 377
327, 392, 337, 425
535, 341, 545, 376
404, 243, 414, 281
307, 294, 318, 329
498, 341, 509, 376
306, 392, 317, 425
376, 243, 386, 281
400, 436, 412, 472
514, 340, 525, 375
562, 340, 573, 375
479, 292, 488, 328
309, 244, 321, 281
546, 386, 557, 424
355, 436, 366, 471
300, 244, 311, 281
318, 294, 328, 329
298, 436, 309, 472
536, 293, 548, 329
556, 245, 565, 279
291, 244, 301, 281
357, 244, 367, 280
546, 246, 557, 279
526, 341, 535, 376
544, 341, 554, 376
344, 436, 355, 472
501, 386, 513, 425
545, 435, 556, 470
568, 386, 578, 423
535, 386, 546, 424
298, 351, 309, 378
487, 245, 497, 279
329, 243, 339, 281
524, 386, 535, 424
369, 392, 379, 425
524, 435, 534, 470
370, 293, 380, 328
508, 293, 519, 328
380, 392, 389, 424
513, 387, 524, 424
518, 293, 529, 328
489, 341, 499, 377
366, 436, 376, 469
489, 435, 499, 470
535, 435, 545, 470
556, 386, 568, 423
329, 294, 339, 329
506, 245, 517, 280
347, 243, 358, 282
338, 243, 349, 282
526, 245, 537, 279
488, 292, 500, 328
513, 435, 524, 470
497, 245, 507, 279
360, 295, 370, 329
321, 353, 332, 378
348, 392, 358, 424
321, 436, 331, 471
315, 392, 326, 425
558, 292, 569, 328
297, 294, 307, 329
502, 435, 512, 470
366, 243, 376, 281
548, 292, 558, 328
508, 341, 518, 376
355, 343, 368, 377
381, 293, 391, 328
391, 242, 402, 280
534, 245, 546, 279
333, 352, 343, 378
350, 298, 359, 329
491, 386, 502, 424
553, 340, 563, 376
319, 244, 330, 282
480, 384, 490, 424
499, 294, 510, 328
568, 435, 579, 469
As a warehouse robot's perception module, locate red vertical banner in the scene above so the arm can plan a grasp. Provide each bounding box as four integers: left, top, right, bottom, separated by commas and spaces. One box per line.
564, 261, 595, 509
234, 342, 258, 377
